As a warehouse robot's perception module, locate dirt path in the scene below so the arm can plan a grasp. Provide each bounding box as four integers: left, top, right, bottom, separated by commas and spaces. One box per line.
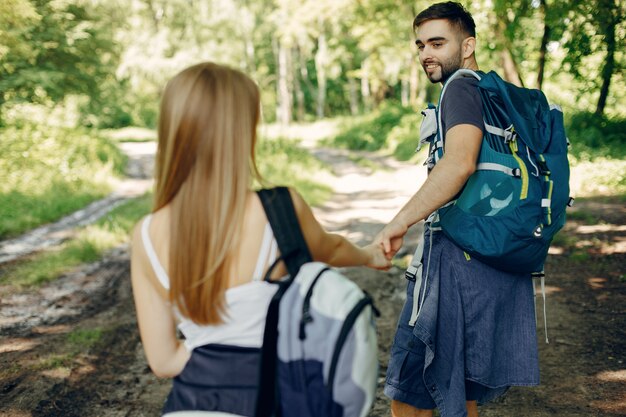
0, 140, 624, 417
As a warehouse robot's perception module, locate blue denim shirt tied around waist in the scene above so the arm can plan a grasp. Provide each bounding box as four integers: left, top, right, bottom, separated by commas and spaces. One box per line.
412, 226, 540, 417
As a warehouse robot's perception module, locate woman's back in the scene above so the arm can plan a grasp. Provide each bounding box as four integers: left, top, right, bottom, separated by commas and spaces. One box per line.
145, 192, 286, 287
139, 192, 286, 349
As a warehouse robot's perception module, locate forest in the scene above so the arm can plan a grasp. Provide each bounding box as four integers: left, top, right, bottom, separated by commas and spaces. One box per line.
1, 1, 625, 416
0, 0, 623, 130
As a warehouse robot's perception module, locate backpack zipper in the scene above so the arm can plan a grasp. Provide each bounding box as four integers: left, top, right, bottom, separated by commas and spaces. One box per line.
299, 267, 330, 340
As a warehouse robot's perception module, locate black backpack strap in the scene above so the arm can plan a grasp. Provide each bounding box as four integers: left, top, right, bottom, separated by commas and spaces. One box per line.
257, 187, 312, 278
255, 186, 312, 417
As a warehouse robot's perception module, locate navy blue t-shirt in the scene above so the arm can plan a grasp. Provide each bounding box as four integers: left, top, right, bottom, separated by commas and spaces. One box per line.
440, 77, 484, 139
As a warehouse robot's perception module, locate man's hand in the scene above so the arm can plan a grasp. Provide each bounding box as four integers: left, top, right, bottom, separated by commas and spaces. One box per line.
363, 243, 392, 271
375, 220, 409, 260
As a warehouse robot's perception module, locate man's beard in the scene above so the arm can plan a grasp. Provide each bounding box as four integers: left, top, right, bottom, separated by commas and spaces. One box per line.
424, 52, 463, 84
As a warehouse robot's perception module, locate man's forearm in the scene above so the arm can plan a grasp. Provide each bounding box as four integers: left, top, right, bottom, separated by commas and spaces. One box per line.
392, 155, 474, 229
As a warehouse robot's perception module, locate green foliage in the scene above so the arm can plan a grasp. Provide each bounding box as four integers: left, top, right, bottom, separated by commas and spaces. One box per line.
387, 112, 423, 161
256, 137, 333, 206
566, 112, 626, 161
565, 112, 626, 197
2, 132, 332, 288
2, 0, 624, 127
327, 103, 424, 160
330, 103, 414, 151
0, 0, 120, 124
0, 123, 127, 238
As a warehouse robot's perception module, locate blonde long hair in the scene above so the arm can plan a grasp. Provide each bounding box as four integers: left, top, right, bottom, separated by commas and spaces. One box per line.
153, 62, 261, 324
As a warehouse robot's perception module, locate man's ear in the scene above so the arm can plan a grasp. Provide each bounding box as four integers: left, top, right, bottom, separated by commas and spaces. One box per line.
462, 37, 476, 59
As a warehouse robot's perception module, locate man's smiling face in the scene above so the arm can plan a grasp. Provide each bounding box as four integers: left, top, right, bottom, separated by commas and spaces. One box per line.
415, 19, 464, 84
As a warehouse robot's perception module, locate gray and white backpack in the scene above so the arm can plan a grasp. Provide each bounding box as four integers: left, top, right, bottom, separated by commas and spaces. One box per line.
255, 187, 379, 417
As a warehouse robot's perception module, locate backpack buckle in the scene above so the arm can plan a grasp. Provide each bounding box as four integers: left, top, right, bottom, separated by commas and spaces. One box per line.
537, 159, 551, 175
405, 266, 418, 282
504, 125, 516, 143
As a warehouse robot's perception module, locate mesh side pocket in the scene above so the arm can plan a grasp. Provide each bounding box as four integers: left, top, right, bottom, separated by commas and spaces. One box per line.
456, 171, 520, 217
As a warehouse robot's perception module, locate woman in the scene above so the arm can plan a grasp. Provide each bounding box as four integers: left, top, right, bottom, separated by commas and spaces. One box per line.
130, 62, 389, 416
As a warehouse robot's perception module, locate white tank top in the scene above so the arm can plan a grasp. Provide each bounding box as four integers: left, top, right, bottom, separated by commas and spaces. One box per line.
141, 215, 279, 350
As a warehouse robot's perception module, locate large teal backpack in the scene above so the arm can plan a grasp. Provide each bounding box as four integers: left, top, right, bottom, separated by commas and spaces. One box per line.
423, 69, 571, 274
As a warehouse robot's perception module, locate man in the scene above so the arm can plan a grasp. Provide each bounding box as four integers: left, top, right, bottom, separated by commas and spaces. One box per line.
377, 3, 540, 417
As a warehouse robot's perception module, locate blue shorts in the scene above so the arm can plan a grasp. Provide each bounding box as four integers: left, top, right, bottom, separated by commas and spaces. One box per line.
384, 280, 490, 410
384, 279, 437, 409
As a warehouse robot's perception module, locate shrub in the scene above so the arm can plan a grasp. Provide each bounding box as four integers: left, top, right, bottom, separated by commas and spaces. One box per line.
566, 112, 626, 162
0, 123, 126, 238
256, 137, 332, 206
330, 103, 415, 152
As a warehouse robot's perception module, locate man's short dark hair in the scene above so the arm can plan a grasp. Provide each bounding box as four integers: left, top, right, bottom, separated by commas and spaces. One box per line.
413, 1, 476, 38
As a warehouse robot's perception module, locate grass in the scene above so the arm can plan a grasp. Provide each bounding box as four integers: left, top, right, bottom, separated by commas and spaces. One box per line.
31, 329, 104, 371
256, 136, 333, 206
2, 193, 152, 288
67, 328, 104, 350
0, 123, 127, 238
565, 209, 600, 224
550, 231, 579, 251
326, 102, 423, 161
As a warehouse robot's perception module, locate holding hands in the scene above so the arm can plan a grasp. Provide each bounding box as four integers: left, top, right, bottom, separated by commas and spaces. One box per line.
375, 218, 409, 261
363, 243, 392, 271
362, 217, 411, 271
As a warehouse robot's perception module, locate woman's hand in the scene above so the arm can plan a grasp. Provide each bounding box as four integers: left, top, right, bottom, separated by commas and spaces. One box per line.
363, 243, 392, 271
375, 219, 408, 260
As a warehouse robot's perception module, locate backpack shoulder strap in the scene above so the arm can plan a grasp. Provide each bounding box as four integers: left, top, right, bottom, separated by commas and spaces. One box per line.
255, 186, 312, 417
433, 69, 483, 163
257, 186, 312, 279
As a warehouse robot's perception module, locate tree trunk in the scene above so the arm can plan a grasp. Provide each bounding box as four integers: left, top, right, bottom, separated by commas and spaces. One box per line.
410, 54, 420, 106
348, 76, 359, 115
501, 48, 524, 88
276, 40, 292, 125
0, 95, 5, 127
244, 35, 256, 76
401, 78, 409, 107
314, 32, 328, 119
361, 60, 372, 112
298, 47, 317, 99
536, 0, 549, 89
293, 47, 305, 122
496, 19, 524, 87
595, 1, 617, 116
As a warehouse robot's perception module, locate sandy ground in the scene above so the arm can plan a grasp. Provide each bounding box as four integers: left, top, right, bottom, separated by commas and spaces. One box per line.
0, 138, 624, 417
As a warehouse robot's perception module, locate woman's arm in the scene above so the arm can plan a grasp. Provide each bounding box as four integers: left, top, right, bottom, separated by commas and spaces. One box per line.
130, 220, 190, 378
289, 189, 390, 270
